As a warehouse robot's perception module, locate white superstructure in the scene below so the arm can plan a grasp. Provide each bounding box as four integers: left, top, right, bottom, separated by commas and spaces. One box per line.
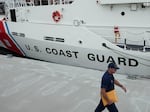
0, 0, 150, 76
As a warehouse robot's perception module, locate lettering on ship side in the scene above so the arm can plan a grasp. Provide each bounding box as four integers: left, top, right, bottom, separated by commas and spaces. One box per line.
25, 44, 139, 67
87, 53, 138, 67
46, 47, 79, 59
25, 44, 42, 52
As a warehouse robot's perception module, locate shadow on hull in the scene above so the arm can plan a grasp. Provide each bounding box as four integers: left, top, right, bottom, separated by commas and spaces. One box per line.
0, 47, 21, 56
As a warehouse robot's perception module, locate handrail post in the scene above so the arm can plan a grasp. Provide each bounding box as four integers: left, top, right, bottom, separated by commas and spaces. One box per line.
124, 38, 127, 50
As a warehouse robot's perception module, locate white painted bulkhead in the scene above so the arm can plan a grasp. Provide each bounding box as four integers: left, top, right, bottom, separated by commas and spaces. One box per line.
12, 0, 150, 45
9, 0, 150, 26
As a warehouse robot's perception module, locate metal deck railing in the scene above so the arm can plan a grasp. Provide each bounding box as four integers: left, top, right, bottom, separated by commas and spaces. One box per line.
5, 0, 74, 8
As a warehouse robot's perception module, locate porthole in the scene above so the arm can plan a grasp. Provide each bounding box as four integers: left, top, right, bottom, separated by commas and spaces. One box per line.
78, 40, 82, 44
121, 11, 125, 16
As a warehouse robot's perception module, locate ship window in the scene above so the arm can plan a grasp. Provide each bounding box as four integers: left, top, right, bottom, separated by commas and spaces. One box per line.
141, 4, 146, 8
34, 0, 41, 6
54, 0, 60, 5
34, 0, 48, 5
42, 0, 48, 5
0, 2, 5, 15
10, 9, 17, 22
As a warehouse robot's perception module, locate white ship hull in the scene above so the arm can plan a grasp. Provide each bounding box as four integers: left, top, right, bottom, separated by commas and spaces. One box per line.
0, 0, 150, 76
0, 20, 150, 76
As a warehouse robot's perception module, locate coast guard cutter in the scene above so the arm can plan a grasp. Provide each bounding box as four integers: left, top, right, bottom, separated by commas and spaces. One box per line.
0, 0, 150, 76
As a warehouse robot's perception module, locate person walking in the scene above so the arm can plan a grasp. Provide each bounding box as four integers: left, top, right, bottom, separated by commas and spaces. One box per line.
95, 62, 127, 112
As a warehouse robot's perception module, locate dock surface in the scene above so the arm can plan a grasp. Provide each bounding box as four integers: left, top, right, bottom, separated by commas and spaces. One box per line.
0, 54, 150, 112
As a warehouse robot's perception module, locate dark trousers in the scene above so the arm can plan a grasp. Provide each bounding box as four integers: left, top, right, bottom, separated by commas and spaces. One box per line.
95, 99, 118, 112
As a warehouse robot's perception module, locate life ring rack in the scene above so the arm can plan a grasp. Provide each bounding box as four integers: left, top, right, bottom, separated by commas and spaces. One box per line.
52, 11, 61, 22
